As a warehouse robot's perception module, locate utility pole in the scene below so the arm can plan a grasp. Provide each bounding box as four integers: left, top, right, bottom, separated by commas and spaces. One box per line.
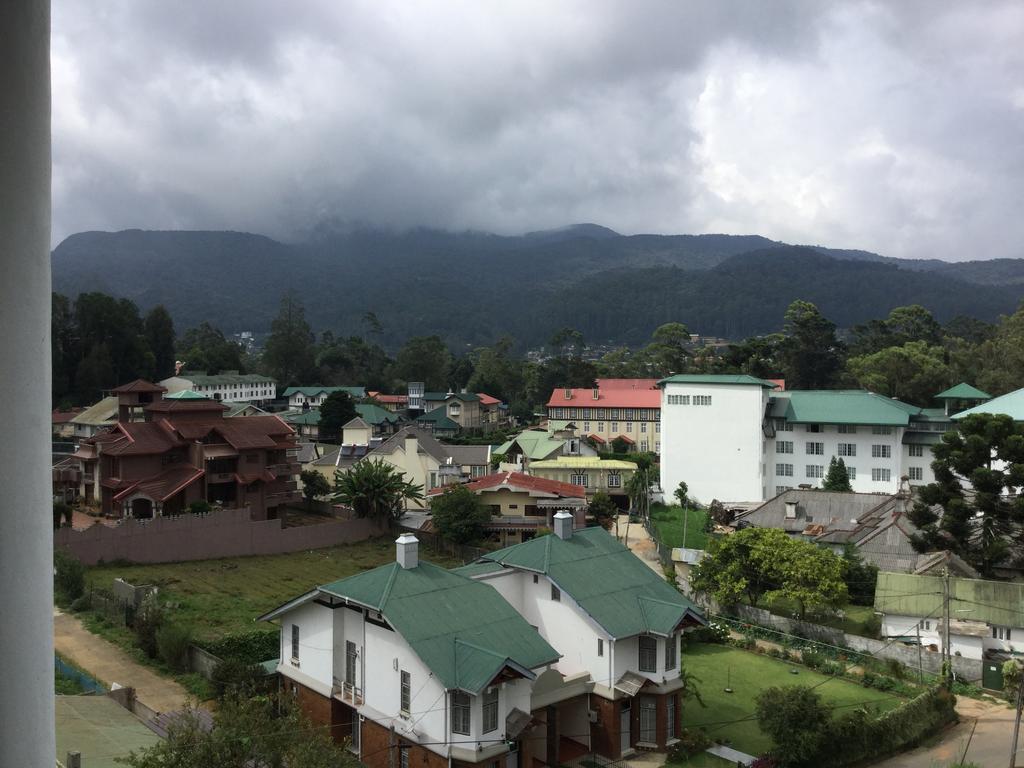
1010, 667, 1023, 768
942, 567, 952, 685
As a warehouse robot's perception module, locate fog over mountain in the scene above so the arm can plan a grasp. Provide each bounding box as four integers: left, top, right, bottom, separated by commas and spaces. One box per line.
52, 1, 1024, 261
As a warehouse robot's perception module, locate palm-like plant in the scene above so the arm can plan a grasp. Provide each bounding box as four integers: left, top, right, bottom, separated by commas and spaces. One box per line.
333, 459, 424, 520
626, 466, 652, 521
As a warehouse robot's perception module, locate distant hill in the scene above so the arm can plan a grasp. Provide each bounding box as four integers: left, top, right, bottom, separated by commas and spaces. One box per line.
51, 227, 1024, 349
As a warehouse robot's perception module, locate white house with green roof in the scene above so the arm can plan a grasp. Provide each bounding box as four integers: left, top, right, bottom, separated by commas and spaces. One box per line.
460, 515, 705, 759
258, 534, 559, 768
283, 385, 367, 410
659, 375, 965, 503
160, 371, 276, 404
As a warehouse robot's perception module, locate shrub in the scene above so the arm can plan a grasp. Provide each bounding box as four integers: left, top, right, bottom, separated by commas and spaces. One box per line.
134, 595, 165, 659
69, 595, 91, 613
156, 622, 194, 672
211, 657, 266, 699
202, 631, 280, 665
755, 685, 832, 766
861, 671, 876, 688
822, 661, 844, 677
667, 728, 711, 759
885, 658, 906, 680
801, 650, 826, 670
689, 621, 729, 644
870, 675, 896, 692
188, 500, 212, 515
53, 549, 85, 604
781, 649, 793, 662
54, 501, 73, 529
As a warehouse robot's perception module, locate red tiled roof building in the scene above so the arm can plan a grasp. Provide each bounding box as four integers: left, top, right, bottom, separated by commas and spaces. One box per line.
545, 379, 662, 454
72, 383, 300, 520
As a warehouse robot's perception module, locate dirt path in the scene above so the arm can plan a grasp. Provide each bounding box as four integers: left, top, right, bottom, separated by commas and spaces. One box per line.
54, 609, 190, 714
615, 514, 663, 575
870, 696, 1014, 768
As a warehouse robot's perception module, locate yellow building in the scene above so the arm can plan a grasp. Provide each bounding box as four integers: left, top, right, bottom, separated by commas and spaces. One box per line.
527, 456, 637, 507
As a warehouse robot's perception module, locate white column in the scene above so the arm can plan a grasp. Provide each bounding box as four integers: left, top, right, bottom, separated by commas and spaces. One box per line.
0, 2, 54, 767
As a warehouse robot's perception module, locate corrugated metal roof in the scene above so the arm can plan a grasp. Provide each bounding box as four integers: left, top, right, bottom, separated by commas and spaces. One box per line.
658, 374, 778, 388
282, 386, 366, 398
935, 383, 991, 401
772, 390, 920, 426
953, 386, 1024, 421
875, 572, 1024, 627
480, 527, 704, 638
529, 457, 637, 470
319, 561, 559, 692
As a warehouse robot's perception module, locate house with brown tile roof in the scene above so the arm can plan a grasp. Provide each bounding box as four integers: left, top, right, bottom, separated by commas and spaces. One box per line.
71, 383, 301, 520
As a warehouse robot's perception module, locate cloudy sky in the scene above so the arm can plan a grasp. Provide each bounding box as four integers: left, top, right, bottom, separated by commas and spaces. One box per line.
52, 1, 1024, 260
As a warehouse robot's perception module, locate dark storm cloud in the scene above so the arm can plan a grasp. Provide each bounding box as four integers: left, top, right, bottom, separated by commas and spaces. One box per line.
52, 1, 1024, 260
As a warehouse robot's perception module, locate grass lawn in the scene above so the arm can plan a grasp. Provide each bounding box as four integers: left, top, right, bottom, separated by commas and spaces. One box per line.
650, 503, 710, 550
666, 753, 737, 768
681, 643, 904, 757
85, 537, 463, 641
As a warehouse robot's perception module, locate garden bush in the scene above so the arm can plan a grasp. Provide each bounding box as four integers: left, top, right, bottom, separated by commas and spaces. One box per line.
211, 657, 266, 699
202, 630, 279, 665
134, 595, 165, 659
667, 728, 711, 759
156, 622, 195, 672
54, 549, 85, 604
800, 650, 826, 670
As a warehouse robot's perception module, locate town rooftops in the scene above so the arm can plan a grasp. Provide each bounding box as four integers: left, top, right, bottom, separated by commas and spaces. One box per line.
415, 406, 460, 431
934, 383, 992, 401
282, 386, 366, 399
596, 378, 660, 390
472, 527, 705, 638
70, 397, 119, 427
496, 430, 567, 462
163, 389, 211, 400
259, 559, 559, 693
546, 386, 661, 408
110, 379, 167, 394
875, 572, 1024, 628
426, 471, 586, 499
172, 371, 274, 386
658, 374, 778, 388
477, 393, 501, 406
952, 386, 1024, 421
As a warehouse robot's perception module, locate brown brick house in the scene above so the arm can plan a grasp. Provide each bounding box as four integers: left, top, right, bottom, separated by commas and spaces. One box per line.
72, 380, 300, 520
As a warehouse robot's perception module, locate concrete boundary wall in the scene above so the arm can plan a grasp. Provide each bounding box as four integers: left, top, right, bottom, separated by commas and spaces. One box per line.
727, 604, 983, 683
55, 507, 383, 565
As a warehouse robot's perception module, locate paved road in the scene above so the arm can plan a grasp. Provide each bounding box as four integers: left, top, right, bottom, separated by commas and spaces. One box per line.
872, 696, 1014, 768
54, 609, 189, 714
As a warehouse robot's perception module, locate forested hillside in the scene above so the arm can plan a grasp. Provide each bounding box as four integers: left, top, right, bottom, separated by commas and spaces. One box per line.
52, 227, 1024, 349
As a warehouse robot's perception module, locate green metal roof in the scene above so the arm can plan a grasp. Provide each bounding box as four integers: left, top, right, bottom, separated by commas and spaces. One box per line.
529, 457, 637, 470
953, 387, 1024, 421
162, 389, 211, 400
356, 403, 403, 425
771, 390, 920, 426
496, 430, 565, 461
282, 409, 321, 426
934, 383, 992, 401
658, 374, 778, 388
282, 386, 367, 398
875, 572, 1024, 628
479, 527, 705, 638
415, 406, 459, 430
319, 561, 559, 692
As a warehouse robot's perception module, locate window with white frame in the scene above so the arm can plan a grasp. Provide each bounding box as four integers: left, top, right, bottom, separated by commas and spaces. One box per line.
871, 444, 892, 458
598, 638, 604, 657
483, 687, 499, 733
583, 421, 590, 432
400, 670, 411, 714
665, 635, 677, 670
640, 422, 647, 433
837, 424, 857, 434
666, 694, 677, 741
776, 463, 794, 477
451, 691, 471, 735
806, 442, 824, 455
626, 422, 633, 432
909, 467, 923, 481
837, 443, 856, 457
640, 440, 649, 452
871, 468, 891, 482
777, 440, 794, 454
571, 473, 588, 487
598, 422, 605, 432
607, 472, 621, 488
872, 426, 893, 435
909, 444, 924, 457
551, 584, 560, 602
667, 394, 691, 405
655, 422, 660, 433
775, 419, 793, 432
806, 424, 821, 433
639, 635, 657, 672
919, 619, 931, 631
610, 422, 618, 432
993, 626, 1012, 641
776, 485, 792, 494
291, 624, 300, 663
694, 395, 712, 406
639, 696, 657, 744
655, 441, 661, 453
806, 465, 824, 479
846, 467, 857, 480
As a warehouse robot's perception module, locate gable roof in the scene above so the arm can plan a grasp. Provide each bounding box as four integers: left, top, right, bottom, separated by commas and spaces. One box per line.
875, 572, 1024, 628
261, 560, 559, 693
477, 527, 705, 638
529, 456, 637, 471
163, 389, 211, 400
953, 386, 1024, 420
477, 393, 501, 406
373, 427, 451, 463
110, 379, 166, 394
444, 444, 491, 466
356, 403, 404, 426
658, 374, 777, 388
496, 430, 565, 461
94, 421, 184, 456
934, 383, 991, 401
342, 417, 371, 430
546, 387, 661, 409
70, 397, 119, 427
426, 471, 586, 499
415, 406, 460, 431
770, 390, 920, 426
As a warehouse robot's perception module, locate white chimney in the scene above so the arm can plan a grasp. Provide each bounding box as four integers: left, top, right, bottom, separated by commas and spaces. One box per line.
396, 533, 419, 569
554, 511, 573, 540
784, 501, 798, 520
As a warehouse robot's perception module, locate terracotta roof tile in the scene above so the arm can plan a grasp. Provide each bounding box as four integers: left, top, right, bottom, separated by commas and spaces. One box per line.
427, 471, 586, 499
546, 386, 660, 409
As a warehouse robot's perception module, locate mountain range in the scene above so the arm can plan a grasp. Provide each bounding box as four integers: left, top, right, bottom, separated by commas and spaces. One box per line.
51, 225, 1024, 349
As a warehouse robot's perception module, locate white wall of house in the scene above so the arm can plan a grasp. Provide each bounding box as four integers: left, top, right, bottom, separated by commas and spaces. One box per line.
161, 375, 276, 403
766, 424, 911, 496
612, 634, 681, 685
660, 383, 768, 503
879, 614, 1020, 661
280, 602, 335, 691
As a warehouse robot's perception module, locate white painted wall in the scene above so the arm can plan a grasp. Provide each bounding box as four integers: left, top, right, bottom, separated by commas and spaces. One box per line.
281, 602, 335, 688
660, 383, 768, 503
612, 634, 681, 685
161, 375, 276, 403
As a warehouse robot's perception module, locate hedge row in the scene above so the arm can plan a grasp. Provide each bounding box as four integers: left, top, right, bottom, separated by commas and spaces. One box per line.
816, 686, 957, 767
201, 630, 279, 665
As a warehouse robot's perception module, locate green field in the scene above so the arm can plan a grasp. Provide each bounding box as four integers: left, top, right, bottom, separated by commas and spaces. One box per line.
681, 643, 904, 756
650, 503, 711, 549
85, 537, 462, 640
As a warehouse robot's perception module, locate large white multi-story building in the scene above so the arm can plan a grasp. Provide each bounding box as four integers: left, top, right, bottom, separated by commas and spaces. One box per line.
658, 375, 986, 504
160, 371, 276, 404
